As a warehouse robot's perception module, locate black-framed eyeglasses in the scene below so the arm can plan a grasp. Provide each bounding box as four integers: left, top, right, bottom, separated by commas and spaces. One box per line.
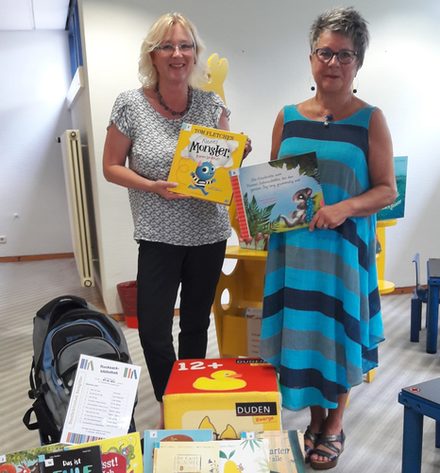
155, 42, 195, 54
314, 48, 358, 65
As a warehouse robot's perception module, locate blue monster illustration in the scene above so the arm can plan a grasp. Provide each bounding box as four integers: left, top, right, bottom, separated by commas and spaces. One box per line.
189, 161, 216, 195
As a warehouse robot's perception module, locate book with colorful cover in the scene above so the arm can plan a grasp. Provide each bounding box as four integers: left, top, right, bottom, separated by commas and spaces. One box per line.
241, 430, 305, 473
152, 441, 218, 473
377, 156, 408, 221
0, 444, 66, 473
143, 429, 214, 473
40, 446, 103, 473
217, 438, 270, 473
167, 123, 248, 205
230, 152, 324, 249
65, 432, 142, 473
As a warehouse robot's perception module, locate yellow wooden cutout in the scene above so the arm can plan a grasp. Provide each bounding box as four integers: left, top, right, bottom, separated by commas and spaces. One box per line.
201, 53, 229, 103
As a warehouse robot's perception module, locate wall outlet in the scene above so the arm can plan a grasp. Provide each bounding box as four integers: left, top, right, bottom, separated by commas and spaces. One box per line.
0, 235, 7, 244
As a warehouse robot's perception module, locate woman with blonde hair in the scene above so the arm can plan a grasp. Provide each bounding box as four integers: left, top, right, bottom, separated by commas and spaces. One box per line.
103, 12, 251, 428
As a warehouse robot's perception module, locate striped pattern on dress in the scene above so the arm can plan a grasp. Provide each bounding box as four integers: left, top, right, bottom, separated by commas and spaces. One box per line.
260, 105, 384, 410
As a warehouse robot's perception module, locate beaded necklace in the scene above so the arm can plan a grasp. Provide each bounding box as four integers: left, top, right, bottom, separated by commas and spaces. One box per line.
156, 85, 192, 117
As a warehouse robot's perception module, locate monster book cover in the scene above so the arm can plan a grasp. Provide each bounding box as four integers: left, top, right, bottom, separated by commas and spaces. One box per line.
167, 123, 247, 205
230, 153, 324, 248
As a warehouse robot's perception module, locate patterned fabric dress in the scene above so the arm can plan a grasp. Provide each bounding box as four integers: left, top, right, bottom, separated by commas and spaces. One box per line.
260, 104, 384, 410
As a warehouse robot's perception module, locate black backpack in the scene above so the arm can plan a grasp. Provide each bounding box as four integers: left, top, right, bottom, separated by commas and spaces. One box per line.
23, 295, 136, 444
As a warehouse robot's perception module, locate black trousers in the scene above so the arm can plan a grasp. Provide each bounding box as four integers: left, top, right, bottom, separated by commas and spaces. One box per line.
136, 239, 227, 401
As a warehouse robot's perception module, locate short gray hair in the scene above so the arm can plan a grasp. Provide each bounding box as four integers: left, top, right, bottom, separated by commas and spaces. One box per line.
138, 12, 206, 88
309, 7, 369, 68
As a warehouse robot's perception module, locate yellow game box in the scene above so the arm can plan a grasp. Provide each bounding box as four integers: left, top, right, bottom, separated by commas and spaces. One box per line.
163, 358, 282, 439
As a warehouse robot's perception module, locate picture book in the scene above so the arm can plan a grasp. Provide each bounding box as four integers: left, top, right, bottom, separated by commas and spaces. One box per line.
40, 446, 103, 473
217, 438, 270, 473
65, 432, 142, 473
377, 156, 408, 221
143, 429, 214, 473
0, 444, 66, 473
167, 122, 248, 205
241, 430, 305, 473
230, 153, 324, 248
152, 441, 218, 473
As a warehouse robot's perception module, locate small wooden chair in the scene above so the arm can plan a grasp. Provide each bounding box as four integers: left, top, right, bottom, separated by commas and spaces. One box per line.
410, 253, 429, 342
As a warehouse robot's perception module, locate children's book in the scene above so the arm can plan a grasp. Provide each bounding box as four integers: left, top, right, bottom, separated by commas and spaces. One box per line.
377, 156, 408, 221
40, 446, 103, 473
65, 432, 142, 473
241, 430, 305, 473
230, 152, 324, 248
0, 444, 66, 473
217, 438, 270, 473
152, 441, 219, 473
143, 429, 214, 473
167, 123, 248, 205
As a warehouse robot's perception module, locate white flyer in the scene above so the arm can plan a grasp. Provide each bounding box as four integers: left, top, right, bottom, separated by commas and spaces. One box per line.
61, 354, 141, 444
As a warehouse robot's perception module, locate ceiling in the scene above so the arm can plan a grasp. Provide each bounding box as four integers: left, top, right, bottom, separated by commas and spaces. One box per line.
0, 0, 70, 31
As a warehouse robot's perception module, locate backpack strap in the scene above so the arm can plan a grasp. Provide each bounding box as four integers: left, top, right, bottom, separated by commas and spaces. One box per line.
36, 295, 87, 319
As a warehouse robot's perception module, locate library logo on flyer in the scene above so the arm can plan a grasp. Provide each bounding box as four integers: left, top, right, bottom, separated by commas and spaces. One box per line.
79, 357, 94, 371
123, 367, 139, 379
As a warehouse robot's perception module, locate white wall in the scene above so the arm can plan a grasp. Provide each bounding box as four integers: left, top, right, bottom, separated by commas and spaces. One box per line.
0, 31, 72, 256
77, 0, 440, 313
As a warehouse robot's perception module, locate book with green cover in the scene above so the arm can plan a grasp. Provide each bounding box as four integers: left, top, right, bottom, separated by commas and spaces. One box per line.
230, 153, 324, 249
0, 444, 66, 473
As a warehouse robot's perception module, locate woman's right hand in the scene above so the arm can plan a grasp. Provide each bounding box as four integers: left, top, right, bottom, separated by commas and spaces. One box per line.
152, 180, 190, 200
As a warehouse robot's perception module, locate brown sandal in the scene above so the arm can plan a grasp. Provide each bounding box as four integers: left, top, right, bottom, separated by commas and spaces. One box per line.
310, 430, 345, 470
304, 426, 321, 463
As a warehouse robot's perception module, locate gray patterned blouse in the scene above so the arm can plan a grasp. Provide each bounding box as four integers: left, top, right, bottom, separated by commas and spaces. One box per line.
109, 88, 232, 246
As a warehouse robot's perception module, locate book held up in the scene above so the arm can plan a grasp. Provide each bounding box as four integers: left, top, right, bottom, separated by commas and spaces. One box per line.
167, 123, 247, 205
230, 152, 324, 248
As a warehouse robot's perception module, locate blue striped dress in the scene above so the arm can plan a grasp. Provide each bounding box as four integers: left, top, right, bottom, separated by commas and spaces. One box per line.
260, 104, 384, 410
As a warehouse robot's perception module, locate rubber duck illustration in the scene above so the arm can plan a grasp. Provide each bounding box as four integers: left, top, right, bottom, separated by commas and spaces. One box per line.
192, 369, 247, 391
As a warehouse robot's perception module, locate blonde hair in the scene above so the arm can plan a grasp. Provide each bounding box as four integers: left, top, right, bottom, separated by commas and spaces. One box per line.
138, 12, 207, 88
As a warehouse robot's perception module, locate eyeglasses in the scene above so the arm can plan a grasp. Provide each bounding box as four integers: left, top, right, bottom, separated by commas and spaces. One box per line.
314, 48, 357, 65
155, 43, 195, 54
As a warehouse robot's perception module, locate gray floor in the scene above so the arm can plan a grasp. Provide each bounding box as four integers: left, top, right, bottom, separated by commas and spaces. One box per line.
1, 258, 440, 472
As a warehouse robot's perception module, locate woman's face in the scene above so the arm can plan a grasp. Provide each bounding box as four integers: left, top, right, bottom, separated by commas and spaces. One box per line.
310, 30, 359, 94
151, 23, 196, 86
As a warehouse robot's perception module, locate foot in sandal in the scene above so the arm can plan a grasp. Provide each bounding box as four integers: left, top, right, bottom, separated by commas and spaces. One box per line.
310, 430, 345, 470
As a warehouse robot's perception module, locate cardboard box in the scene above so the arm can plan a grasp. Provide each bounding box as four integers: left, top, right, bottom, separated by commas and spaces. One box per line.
163, 358, 281, 438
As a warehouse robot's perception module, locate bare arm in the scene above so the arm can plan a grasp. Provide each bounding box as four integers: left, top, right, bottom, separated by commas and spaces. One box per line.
270, 109, 284, 161
102, 124, 186, 200
310, 108, 397, 230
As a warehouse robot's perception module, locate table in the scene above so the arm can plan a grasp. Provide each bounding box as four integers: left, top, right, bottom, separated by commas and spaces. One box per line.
398, 378, 440, 473
425, 258, 440, 354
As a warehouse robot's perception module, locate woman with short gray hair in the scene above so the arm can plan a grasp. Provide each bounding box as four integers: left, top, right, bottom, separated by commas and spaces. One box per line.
260, 7, 396, 470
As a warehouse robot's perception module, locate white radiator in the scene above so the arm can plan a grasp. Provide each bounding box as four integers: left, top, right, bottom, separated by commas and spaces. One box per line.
60, 130, 94, 287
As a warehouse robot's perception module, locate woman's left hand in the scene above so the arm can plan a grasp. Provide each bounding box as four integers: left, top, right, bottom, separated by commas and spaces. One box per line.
309, 202, 350, 231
